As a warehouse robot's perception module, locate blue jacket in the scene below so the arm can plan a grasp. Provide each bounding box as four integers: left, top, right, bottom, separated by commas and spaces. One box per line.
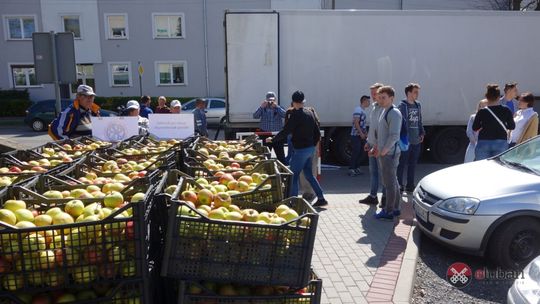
193, 108, 208, 136
48, 99, 100, 140
140, 105, 153, 118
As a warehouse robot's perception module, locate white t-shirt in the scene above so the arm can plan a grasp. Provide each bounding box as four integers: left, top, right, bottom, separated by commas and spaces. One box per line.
510, 108, 536, 143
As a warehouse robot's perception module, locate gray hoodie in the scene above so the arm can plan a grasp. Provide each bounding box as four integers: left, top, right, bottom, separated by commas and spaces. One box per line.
375, 106, 402, 155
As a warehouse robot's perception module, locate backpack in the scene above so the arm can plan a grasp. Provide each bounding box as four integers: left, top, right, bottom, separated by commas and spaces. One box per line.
384, 105, 409, 152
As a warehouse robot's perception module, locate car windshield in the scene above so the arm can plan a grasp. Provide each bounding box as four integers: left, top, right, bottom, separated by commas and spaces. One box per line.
498, 136, 540, 175
183, 101, 197, 110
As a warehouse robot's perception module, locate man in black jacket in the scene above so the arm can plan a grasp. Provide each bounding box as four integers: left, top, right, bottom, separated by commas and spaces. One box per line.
270, 91, 328, 207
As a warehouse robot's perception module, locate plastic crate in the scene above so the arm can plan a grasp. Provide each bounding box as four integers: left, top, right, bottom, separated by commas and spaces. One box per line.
0, 176, 158, 302
29, 138, 109, 159
161, 197, 319, 287
0, 279, 145, 304
68, 153, 172, 178
181, 156, 260, 178
0, 151, 74, 177
178, 270, 322, 304
183, 148, 269, 164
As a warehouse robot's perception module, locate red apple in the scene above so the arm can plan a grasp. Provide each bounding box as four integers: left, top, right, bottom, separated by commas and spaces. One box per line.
9, 166, 21, 173
219, 173, 235, 186
214, 192, 232, 208
230, 162, 241, 169
126, 221, 134, 240
180, 191, 198, 204
84, 248, 103, 264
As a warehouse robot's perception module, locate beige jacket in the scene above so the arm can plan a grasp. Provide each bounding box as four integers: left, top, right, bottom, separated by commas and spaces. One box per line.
517, 113, 539, 144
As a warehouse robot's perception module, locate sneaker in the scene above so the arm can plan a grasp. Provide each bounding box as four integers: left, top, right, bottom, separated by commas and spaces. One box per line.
359, 195, 378, 205
405, 185, 416, 193
348, 169, 357, 176
354, 168, 363, 175
393, 210, 401, 217
374, 210, 394, 220
312, 198, 328, 207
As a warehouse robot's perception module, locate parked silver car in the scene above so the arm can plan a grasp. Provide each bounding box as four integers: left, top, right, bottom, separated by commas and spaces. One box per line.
508, 254, 540, 304
413, 136, 540, 269
181, 98, 226, 126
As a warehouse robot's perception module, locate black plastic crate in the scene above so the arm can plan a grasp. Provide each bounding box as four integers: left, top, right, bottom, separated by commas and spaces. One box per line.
0, 279, 146, 304
0, 176, 157, 302
0, 152, 74, 177
161, 198, 319, 287
178, 270, 322, 304
69, 153, 172, 178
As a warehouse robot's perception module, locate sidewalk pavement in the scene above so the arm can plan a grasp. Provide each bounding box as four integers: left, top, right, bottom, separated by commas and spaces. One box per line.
312, 165, 445, 303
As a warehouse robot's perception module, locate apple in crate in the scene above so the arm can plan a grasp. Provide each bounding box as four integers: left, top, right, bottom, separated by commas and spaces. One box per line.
214, 192, 232, 208
104, 192, 124, 208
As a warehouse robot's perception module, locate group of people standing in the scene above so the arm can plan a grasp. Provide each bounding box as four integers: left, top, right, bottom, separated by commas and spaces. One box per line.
122, 96, 208, 137
354, 83, 424, 220
465, 82, 538, 162
49, 85, 209, 140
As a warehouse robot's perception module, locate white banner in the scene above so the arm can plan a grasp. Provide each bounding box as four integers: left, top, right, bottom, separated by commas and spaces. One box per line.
148, 113, 194, 139
92, 116, 139, 142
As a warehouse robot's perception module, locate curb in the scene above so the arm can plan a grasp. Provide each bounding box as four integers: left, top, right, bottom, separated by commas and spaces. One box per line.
393, 223, 420, 303
0, 136, 26, 153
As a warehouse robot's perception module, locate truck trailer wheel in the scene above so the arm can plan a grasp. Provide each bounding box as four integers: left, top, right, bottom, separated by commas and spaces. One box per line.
431, 127, 468, 164
332, 130, 367, 165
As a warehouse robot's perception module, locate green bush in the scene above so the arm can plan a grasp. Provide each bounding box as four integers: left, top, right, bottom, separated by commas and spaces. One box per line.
0, 90, 31, 117
95, 96, 195, 112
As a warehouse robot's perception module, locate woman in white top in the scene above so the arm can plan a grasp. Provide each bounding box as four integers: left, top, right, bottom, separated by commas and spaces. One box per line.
464, 99, 487, 163
509, 92, 539, 147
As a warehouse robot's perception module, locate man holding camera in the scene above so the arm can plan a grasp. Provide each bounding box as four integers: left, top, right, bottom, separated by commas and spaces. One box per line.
253, 91, 287, 164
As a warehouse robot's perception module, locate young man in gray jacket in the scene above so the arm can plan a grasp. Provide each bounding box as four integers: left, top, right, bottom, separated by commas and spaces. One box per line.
370, 86, 402, 220
359, 83, 385, 206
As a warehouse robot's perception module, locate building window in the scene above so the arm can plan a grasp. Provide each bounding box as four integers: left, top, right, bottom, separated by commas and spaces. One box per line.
5, 16, 36, 40
108, 62, 132, 87
152, 13, 184, 39
10, 65, 37, 87
156, 61, 186, 86
62, 15, 81, 38
105, 14, 128, 39
72, 64, 95, 93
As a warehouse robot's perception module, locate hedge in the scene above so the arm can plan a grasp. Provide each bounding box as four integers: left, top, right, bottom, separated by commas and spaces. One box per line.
0, 90, 31, 117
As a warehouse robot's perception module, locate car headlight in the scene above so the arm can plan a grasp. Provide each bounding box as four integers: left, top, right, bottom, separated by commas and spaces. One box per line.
437, 197, 480, 215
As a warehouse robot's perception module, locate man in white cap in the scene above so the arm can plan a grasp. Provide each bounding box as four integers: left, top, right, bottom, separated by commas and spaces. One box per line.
125, 100, 149, 135
49, 84, 101, 140
253, 91, 286, 164
170, 100, 182, 114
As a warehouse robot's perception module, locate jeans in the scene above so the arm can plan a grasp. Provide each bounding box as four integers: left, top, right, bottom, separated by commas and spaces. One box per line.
349, 135, 365, 170
475, 139, 508, 161
378, 152, 401, 213
289, 146, 324, 199
368, 156, 379, 197
397, 143, 421, 188
299, 146, 318, 196
284, 135, 293, 165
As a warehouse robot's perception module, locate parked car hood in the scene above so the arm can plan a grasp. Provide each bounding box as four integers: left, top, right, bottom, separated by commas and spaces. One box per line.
419, 159, 540, 200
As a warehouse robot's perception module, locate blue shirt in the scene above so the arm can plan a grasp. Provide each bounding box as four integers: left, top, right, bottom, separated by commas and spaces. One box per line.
500, 97, 516, 115
351, 106, 367, 136
253, 105, 286, 132
140, 105, 153, 118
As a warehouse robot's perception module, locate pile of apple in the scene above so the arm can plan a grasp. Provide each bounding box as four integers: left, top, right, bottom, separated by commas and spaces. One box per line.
198, 158, 255, 173
115, 139, 181, 156
39, 146, 84, 160
8, 286, 141, 304
196, 147, 260, 163
0, 175, 20, 187
187, 281, 312, 298
199, 140, 258, 153
87, 156, 160, 175
76, 171, 148, 186
174, 171, 272, 204
0, 188, 146, 292
0, 157, 68, 175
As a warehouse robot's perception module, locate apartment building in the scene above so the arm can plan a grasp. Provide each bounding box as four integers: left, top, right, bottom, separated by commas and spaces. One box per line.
0, 0, 498, 101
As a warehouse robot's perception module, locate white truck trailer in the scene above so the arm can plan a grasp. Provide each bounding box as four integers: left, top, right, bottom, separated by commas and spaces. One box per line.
223, 10, 540, 164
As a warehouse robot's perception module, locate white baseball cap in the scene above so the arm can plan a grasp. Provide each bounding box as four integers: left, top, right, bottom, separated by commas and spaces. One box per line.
126, 100, 140, 110
77, 85, 96, 96
170, 100, 181, 108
